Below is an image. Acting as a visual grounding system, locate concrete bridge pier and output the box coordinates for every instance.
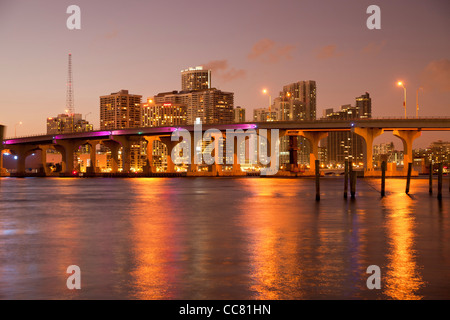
[232,139,242,174]
[189,134,198,173]
[88,141,100,173]
[297,131,328,175]
[289,135,299,172]
[40,146,52,176]
[53,140,80,176]
[102,140,120,173]
[1,149,10,176]
[393,129,422,172]
[144,136,160,174]
[353,127,384,173]
[110,135,132,173]
[160,136,177,173]
[211,132,224,176]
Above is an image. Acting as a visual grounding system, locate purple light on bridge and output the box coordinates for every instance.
[3,139,20,145]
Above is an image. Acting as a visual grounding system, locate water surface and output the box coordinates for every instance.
[0,177,448,299]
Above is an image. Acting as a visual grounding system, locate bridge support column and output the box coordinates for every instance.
[289,135,299,172]
[353,128,384,172]
[160,136,177,173]
[297,131,328,175]
[211,133,223,176]
[102,140,120,173]
[109,136,132,173]
[144,136,160,174]
[53,140,79,175]
[40,146,52,176]
[232,140,241,174]
[88,142,99,173]
[189,133,198,173]
[1,149,10,176]
[393,130,421,172]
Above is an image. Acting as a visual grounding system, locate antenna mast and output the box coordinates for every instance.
[66,53,74,114]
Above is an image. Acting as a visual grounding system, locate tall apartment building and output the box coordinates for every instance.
[281,80,316,120]
[100,90,142,130]
[181,66,211,91]
[356,92,371,119]
[322,93,372,166]
[47,113,93,134]
[99,90,143,171]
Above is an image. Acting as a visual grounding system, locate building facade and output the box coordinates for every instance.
[100,90,142,130]
[181,66,211,91]
[47,113,93,134]
[233,106,246,123]
[141,99,187,127]
[281,80,317,120]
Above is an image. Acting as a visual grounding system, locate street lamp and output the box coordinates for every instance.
[397,81,406,119]
[416,87,423,119]
[15,121,22,138]
[262,89,272,121]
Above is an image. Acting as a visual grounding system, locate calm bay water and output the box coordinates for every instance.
[0,176,449,300]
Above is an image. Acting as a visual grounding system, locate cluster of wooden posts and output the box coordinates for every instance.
[314,159,447,201]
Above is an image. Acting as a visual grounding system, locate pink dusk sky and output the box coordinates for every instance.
[1,0,449,148]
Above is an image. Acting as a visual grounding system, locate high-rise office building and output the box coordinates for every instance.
[181,66,211,91]
[100,90,142,130]
[47,113,93,134]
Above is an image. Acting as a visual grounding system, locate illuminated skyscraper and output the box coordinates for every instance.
[181,66,211,91]
[282,80,317,120]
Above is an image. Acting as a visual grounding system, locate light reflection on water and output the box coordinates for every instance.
[382,192,424,300]
[0,177,448,299]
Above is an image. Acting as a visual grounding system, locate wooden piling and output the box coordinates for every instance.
[438,163,443,200]
[350,171,357,198]
[315,160,320,201]
[381,161,386,197]
[344,160,349,198]
[405,163,412,194]
[429,163,433,194]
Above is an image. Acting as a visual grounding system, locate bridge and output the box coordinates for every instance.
[1,118,450,177]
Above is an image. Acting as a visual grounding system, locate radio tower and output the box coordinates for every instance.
[66,53,74,114]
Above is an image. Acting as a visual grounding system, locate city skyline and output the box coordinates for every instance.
[1,0,449,148]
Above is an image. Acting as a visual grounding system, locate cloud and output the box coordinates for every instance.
[248,38,295,63]
[420,59,450,93]
[102,30,119,40]
[315,44,342,60]
[203,60,246,83]
[361,40,387,55]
